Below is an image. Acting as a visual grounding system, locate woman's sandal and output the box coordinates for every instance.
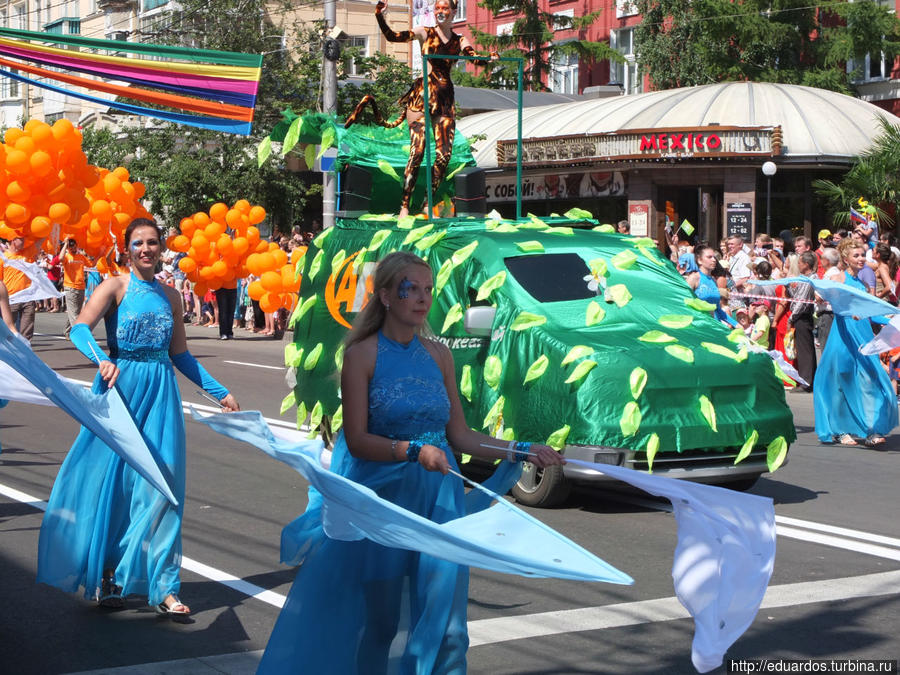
[156,594,191,621]
[97,573,125,609]
[864,434,886,448]
[837,434,858,446]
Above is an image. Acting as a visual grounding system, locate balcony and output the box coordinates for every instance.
[43,17,81,35]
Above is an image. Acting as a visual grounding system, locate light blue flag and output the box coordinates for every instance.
[0,321,178,506]
[754,276,898,318]
[190,407,633,584]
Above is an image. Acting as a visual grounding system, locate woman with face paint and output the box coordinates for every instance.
[37,218,240,620]
[257,251,563,673]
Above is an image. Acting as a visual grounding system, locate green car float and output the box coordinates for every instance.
[282,213,796,507]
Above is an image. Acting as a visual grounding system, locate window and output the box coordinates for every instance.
[339,35,368,77]
[3,69,20,99]
[505,254,596,303]
[454,0,467,22]
[496,22,514,36]
[849,52,890,82]
[143,0,169,10]
[551,50,578,94]
[12,3,26,30]
[610,28,642,95]
[616,0,637,18]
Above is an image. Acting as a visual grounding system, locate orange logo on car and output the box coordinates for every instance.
[325,249,374,328]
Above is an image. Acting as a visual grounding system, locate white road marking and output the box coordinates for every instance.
[776,514,900,548]
[223,360,285,370]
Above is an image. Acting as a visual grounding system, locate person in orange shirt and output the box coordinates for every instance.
[54,239,91,339]
[2,236,36,342]
[0,276,17,454]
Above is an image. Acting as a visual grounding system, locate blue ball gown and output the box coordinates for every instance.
[814,272,898,441]
[258,331,521,675]
[38,274,185,606]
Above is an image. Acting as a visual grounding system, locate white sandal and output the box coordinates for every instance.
[156,594,191,620]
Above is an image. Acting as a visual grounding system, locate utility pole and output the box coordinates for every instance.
[322,0,337,229]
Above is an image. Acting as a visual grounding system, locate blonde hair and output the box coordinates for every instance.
[837,237,864,264]
[343,251,432,349]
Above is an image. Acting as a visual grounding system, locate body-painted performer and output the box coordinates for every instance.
[37,219,240,619]
[345,0,496,217]
[257,251,562,673]
[814,238,897,447]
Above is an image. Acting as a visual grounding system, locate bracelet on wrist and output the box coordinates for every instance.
[406,440,422,463]
[390,438,400,461]
[514,441,531,463]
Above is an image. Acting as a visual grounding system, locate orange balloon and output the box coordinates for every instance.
[257,251,276,272]
[171,235,191,252]
[178,257,197,274]
[5,203,30,225]
[7,181,31,203]
[216,234,233,255]
[205,221,225,239]
[191,233,209,251]
[180,218,197,237]
[51,118,75,141]
[281,294,296,311]
[96,257,109,274]
[281,265,296,290]
[259,292,280,313]
[5,149,29,173]
[4,128,25,145]
[248,280,266,301]
[209,202,228,222]
[211,260,228,277]
[48,202,71,223]
[245,253,261,277]
[91,199,112,220]
[193,212,210,227]
[29,216,52,238]
[199,265,215,281]
[132,182,146,199]
[113,167,130,182]
[234,199,251,214]
[30,122,53,147]
[232,236,249,256]
[261,270,282,293]
[14,135,36,154]
[225,209,242,229]
[272,249,288,268]
[255,240,270,254]
[29,150,53,176]
[248,205,266,225]
[246,226,260,246]
[193,282,209,298]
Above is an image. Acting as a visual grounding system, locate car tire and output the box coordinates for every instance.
[511,463,571,508]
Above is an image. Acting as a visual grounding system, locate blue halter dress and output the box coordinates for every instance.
[258,331,521,674]
[38,274,186,606]
[813,272,898,441]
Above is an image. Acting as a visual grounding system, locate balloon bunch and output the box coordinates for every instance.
[245,237,301,313]
[67,167,152,272]
[0,119,100,258]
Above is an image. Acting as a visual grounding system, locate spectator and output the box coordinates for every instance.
[726,235,751,293]
[42,251,63,312]
[749,301,771,349]
[831,228,848,244]
[617,219,630,234]
[817,247,841,348]
[788,251,818,391]
[2,236,37,342]
[871,243,898,305]
[735,307,752,338]
[54,239,91,339]
[814,229,833,278]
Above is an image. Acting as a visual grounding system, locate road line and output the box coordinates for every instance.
[775,515,900,549]
[34,332,68,341]
[776,525,900,562]
[224,360,285,370]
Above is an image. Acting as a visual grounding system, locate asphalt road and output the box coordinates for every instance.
[1,312,898,675]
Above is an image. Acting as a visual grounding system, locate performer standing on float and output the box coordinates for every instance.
[345,0,496,217]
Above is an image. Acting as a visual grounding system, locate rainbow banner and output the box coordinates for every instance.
[0,27,261,135]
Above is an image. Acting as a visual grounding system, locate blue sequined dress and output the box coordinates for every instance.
[814,273,898,441]
[258,331,521,674]
[38,274,185,605]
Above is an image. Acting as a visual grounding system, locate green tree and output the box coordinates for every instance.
[464,0,619,91]
[634,0,900,93]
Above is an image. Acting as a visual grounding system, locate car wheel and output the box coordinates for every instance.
[511,463,571,507]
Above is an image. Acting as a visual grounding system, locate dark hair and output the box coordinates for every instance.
[799,251,817,270]
[124,218,162,246]
[755,260,772,279]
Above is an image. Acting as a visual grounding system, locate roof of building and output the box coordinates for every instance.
[457,81,900,168]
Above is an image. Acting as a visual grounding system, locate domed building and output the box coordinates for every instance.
[457,82,900,242]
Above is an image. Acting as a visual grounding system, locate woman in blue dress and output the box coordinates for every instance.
[814,239,897,446]
[258,251,563,674]
[688,245,737,326]
[37,219,239,618]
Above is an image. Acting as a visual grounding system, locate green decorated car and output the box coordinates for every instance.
[281,213,796,507]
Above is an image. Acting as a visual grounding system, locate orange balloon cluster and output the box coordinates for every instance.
[245,240,301,313]
[0,119,100,258]
[169,200,299,310]
[66,166,152,270]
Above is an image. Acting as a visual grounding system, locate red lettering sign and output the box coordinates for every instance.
[638,132,724,153]
[640,135,657,151]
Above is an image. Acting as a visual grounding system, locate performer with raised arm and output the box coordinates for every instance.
[37,218,239,619]
[345,0,496,217]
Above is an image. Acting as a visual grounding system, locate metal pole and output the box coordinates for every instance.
[766,175,772,234]
[322,0,337,228]
[516,60,523,221]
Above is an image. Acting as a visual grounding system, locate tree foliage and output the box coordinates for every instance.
[634,0,900,93]
[463,0,619,91]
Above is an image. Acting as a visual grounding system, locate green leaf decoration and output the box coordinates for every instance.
[595,224,616,233]
[684,297,717,313]
[611,249,638,270]
[664,344,695,363]
[527,214,548,228]
[396,214,416,229]
[565,359,597,385]
[658,314,694,329]
[482,395,505,430]
[368,229,392,251]
[282,116,303,156]
[460,453,472,464]
[735,429,759,465]
[646,433,660,473]
[516,240,544,253]
[257,136,272,168]
[767,436,788,472]
[510,311,547,331]
[772,359,796,386]
[377,159,403,183]
[564,207,593,219]
[460,364,473,401]
[304,143,316,171]
[484,219,501,230]
[446,163,466,181]
[351,248,368,274]
[484,355,503,389]
[605,284,632,307]
[296,401,308,428]
[451,241,479,266]
[476,271,507,301]
[288,293,316,328]
[312,227,333,248]
[585,301,606,326]
[701,341,742,361]
[442,303,464,333]
[545,226,574,235]
[307,401,323,439]
[334,343,345,371]
[501,427,516,441]
[630,237,655,248]
[630,367,648,399]
[317,125,335,159]
[280,391,296,414]
[284,343,304,368]
[726,328,746,343]
[638,246,667,267]
[588,257,608,277]
[546,424,571,450]
[493,223,520,233]
[517,218,549,230]
[303,343,324,371]
[561,345,594,366]
[331,404,344,432]
[698,394,717,432]
[307,249,324,282]
[736,347,749,363]
[523,354,550,385]
[620,401,642,437]
[330,249,347,276]
[415,229,447,251]
[402,224,434,246]
[638,330,677,343]
[435,259,454,295]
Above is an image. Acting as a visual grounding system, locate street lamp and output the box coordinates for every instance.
[762,161,777,234]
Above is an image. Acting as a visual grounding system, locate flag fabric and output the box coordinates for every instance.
[0,361,53,406]
[0,253,64,304]
[754,277,897,319]
[680,219,695,235]
[861,314,900,355]
[849,207,868,225]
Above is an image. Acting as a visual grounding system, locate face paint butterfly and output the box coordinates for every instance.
[398,277,413,300]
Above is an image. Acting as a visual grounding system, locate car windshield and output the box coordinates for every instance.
[504,253,597,303]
